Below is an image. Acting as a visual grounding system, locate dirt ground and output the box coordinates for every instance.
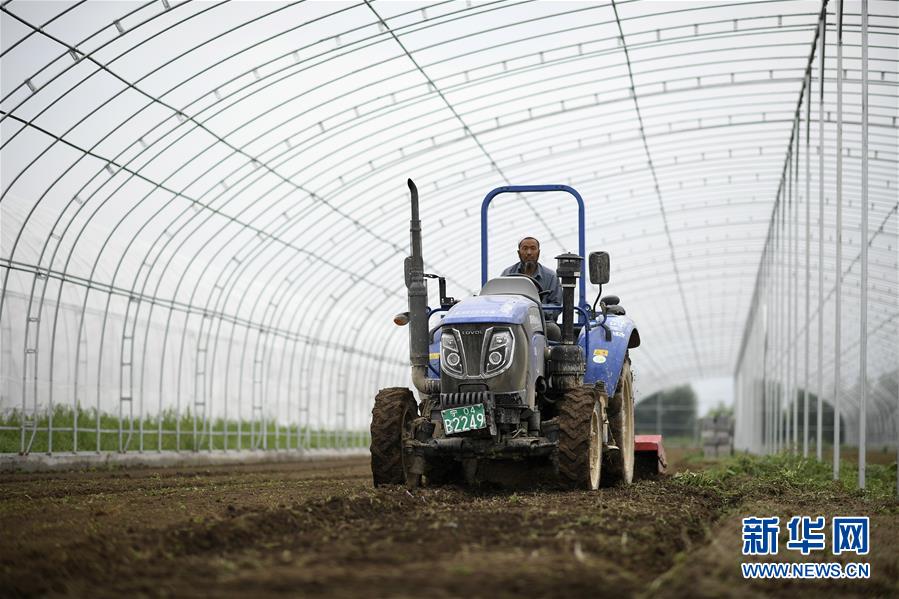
[1,450,896,598]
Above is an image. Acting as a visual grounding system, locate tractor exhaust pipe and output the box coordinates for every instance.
[555,253,583,345]
[548,253,585,390]
[560,276,576,344]
[405,179,438,395]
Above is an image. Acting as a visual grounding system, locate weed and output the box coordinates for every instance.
[673,452,897,502]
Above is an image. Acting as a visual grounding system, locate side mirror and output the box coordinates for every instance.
[588,251,610,284]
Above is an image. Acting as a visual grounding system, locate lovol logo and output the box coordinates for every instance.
[460,330,483,335]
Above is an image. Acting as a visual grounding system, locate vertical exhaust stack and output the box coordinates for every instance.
[555,253,584,345]
[549,253,585,390]
[404,179,438,395]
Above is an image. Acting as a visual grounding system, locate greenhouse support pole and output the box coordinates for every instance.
[791,141,797,452]
[767,249,774,454]
[804,68,811,459]
[858,0,868,490]
[765,248,772,454]
[774,195,779,453]
[789,141,795,453]
[816,11,826,463]
[793,120,800,453]
[833,0,843,480]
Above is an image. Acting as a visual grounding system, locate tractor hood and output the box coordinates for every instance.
[442,294,533,325]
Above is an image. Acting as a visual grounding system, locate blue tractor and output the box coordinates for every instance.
[370,181,655,490]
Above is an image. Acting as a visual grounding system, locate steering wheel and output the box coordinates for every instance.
[508,273,552,301]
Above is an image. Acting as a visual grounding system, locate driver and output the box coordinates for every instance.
[501,236,562,306]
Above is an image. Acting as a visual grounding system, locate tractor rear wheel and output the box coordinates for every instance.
[370,387,418,486]
[556,385,604,490]
[602,355,635,486]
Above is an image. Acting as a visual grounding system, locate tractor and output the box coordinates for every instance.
[371,181,665,489]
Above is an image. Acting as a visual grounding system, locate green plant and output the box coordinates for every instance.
[0,405,370,454]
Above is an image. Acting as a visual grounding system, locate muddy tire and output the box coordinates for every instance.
[370,387,418,486]
[556,386,604,490]
[602,356,635,486]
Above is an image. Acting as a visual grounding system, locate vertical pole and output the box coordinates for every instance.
[769,244,775,454]
[833,0,843,480]
[763,250,769,454]
[766,250,772,454]
[96,341,101,453]
[816,13,825,463]
[795,136,800,454]
[858,0,868,490]
[793,115,800,453]
[804,67,811,458]
[786,144,794,453]
[757,324,763,453]
[139,363,144,453]
[777,193,784,452]
[759,314,763,451]
[48,333,54,455]
[781,189,788,453]
[774,200,780,453]
[74,333,79,454]
[782,164,788,454]
[766,248,772,454]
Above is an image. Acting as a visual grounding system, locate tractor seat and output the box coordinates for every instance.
[602,294,626,315]
[480,276,540,305]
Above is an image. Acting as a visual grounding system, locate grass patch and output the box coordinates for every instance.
[674,452,898,502]
[0,405,370,454]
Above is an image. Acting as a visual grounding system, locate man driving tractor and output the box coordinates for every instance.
[500,236,562,306]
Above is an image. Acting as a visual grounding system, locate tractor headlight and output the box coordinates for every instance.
[483,328,513,376]
[440,330,464,376]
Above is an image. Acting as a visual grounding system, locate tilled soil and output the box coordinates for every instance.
[1,453,896,598]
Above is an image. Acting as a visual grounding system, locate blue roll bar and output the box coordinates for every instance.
[480,185,587,310]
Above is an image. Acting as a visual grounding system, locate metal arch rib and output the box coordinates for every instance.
[362,0,564,249]
[610,0,704,376]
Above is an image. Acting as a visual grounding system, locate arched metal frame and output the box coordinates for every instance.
[0,0,896,488]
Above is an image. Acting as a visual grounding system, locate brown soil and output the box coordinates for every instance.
[0,453,896,598]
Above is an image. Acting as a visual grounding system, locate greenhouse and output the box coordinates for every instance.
[1,0,896,478]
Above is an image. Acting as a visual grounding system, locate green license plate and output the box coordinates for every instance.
[441,404,487,435]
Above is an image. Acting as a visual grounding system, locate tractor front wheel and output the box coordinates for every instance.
[370,387,418,486]
[557,386,604,490]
